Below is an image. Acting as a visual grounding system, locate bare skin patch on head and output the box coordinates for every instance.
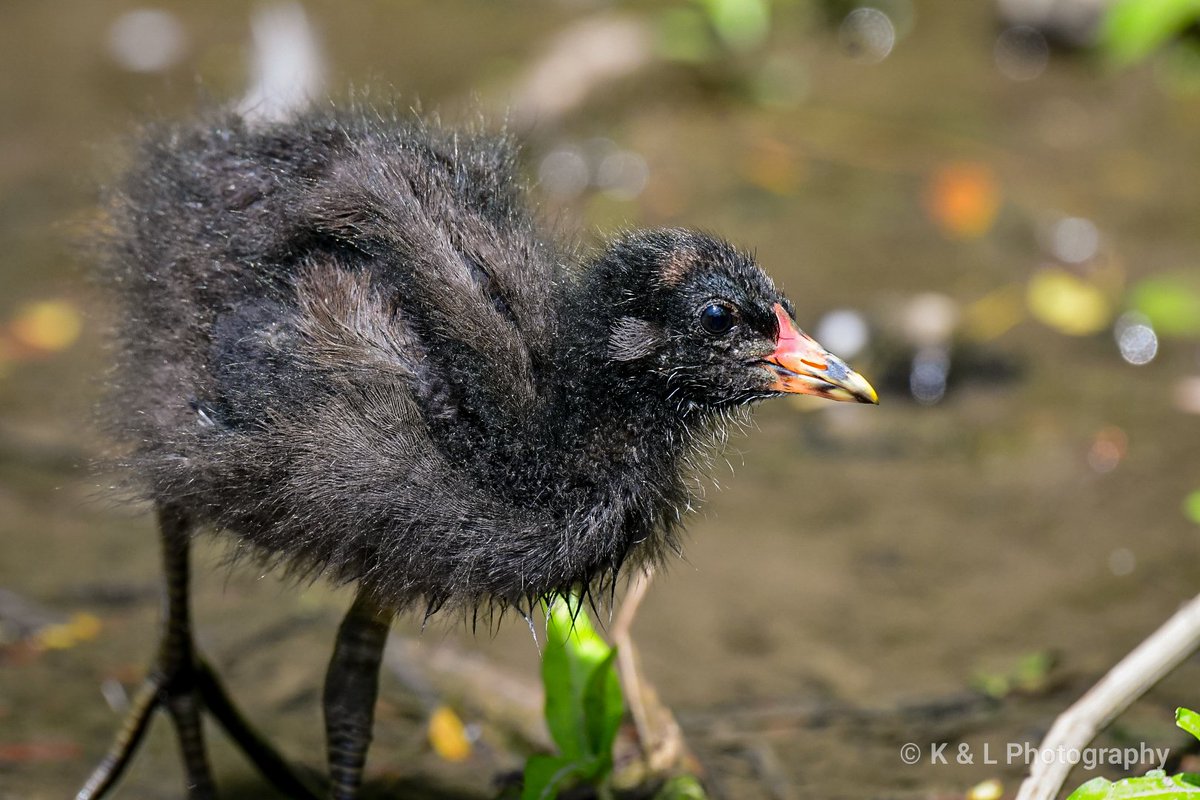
[657,246,699,288]
[609,316,662,361]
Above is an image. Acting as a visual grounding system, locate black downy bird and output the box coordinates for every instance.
[78,108,877,800]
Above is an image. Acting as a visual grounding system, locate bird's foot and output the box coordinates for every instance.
[76,653,215,800]
[76,653,320,800]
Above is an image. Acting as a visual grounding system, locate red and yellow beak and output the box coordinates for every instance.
[763,304,878,404]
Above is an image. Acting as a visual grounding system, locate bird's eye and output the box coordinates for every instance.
[699,303,736,335]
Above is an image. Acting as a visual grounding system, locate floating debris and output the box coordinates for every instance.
[595,149,649,201]
[902,292,960,347]
[538,139,648,203]
[0,586,101,662]
[100,678,130,714]
[751,53,810,109]
[997,0,1105,48]
[994,25,1050,81]
[925,163,1001,239]
[964,284,1025,341]
[1049,216,1101,264]
[1027,268,1110,335]
[910,345,950,405]
[740,137,802,195]
[815,309,870,360]
[1108,319,1156,369]
[1175,377,1200,415]
[1088,426,1127,473]
[1108,547,1136,577]
[0,588,65,646]
[839,7,896,65]
[539,147,591,200]
[865,290,1023,405]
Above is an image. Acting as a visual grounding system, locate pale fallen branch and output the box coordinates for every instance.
[611,569,693,781]
[1015,593,1200,800]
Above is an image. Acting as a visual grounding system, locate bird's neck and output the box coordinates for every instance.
[541,289,715,498]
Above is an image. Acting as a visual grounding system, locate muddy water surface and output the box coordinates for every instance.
[3,2,1200,799]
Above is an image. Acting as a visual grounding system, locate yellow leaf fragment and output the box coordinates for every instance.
[428,706,471,762]
[36,613,103,650]
[967,777,1004,800]
[1027,268,1111,335]
[964,283,1025,341]
[11,300,83,353]
[925,162,1000,239]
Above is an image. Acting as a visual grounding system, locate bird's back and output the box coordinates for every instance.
[101,109,605,610]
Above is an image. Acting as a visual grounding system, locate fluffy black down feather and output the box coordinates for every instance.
[100,108,744,614]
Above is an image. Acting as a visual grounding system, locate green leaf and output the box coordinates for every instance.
[546,595,610,664]
[1067,776,1116,800]
[1178,708,1200,742]
[1130,275,1200,337]
[701,0,771,51]
[1067,770,1200,799]
[582,648,623,762]
[521,755,586,800]
[1066,710,1200,799]
[1183,491,1200,526]
[653,775,710,799]
[657,8,717,63]
[541,596,615,761]
[1102,0,1200,65]
[542,601,590,760]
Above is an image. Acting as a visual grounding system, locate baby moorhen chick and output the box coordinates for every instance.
[79,109,877,800]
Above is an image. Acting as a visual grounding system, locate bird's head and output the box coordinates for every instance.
[584,229,878,412]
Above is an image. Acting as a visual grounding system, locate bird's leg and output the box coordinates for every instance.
[79,506,319,800]
[77,505,215,800]
[158,509,218,798]
[323,589,395,800]
[196,660,322,799]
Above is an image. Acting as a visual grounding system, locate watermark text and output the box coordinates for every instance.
[899,742,1168,772]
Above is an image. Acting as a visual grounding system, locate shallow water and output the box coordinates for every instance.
[3,2,1200,799]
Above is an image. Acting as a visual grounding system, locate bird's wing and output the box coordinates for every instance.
[298,114,563,420]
